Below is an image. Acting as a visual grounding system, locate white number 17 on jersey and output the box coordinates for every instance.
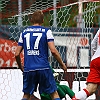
[24,33,42,50]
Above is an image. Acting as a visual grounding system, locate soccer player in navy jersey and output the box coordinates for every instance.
[15,10,67,100]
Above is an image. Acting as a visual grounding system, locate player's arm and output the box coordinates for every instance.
[15,32,24,72]
[48,41,67,72]
[47,29,67,72]
[15,46,23,72]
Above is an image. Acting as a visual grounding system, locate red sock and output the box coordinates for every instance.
[72,89,90,100]
[72,96,79,100]
[83,89,90,97]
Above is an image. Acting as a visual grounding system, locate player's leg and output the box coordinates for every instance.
[22,72,30,100]
[22,72,37,100]
[40,93,51,100]
[72,83,98,100]
[40,83,75,100]
[56,84,66,99]
[38,69,61,100]
[50,91,60,100]
[86,83,98,95]
[72,58,100,100]
[21,93,30,100]
[58,84,75,98]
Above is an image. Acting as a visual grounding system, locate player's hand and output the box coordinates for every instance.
[61,63,67,73]
[18,65,24,72]
[21,66,24,72]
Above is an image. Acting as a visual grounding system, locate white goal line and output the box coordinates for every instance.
[54,69,90,72]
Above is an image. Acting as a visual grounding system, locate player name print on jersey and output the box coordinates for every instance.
[27,50,39,55]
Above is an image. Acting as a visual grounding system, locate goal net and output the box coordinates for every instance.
[0,0,100,100]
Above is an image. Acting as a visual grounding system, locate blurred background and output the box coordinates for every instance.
[0,0,100,100]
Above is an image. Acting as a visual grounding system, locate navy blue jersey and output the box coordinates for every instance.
[18,26,54,71]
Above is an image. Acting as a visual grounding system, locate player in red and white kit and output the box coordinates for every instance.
[72,28,100,100]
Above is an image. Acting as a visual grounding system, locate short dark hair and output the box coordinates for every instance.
[30,10,44,25]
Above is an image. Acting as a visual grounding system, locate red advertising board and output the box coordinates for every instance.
[0,39,24,67]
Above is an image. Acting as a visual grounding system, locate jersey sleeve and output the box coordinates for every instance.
[91,28,100,52]
[46,29,54,42]
[18,32,23,46]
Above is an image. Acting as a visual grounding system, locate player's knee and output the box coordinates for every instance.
[86,83,98,95]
